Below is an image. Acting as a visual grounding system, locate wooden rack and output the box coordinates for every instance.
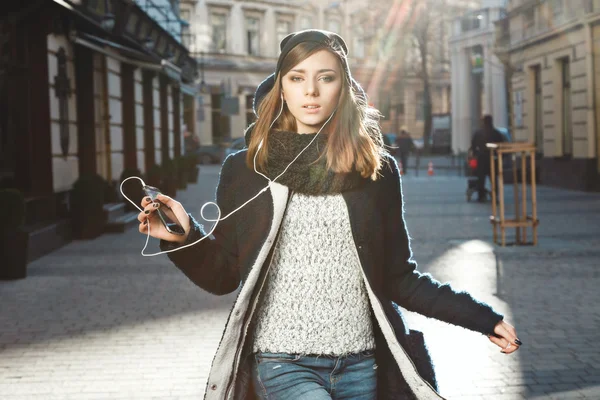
[487,142,540,246]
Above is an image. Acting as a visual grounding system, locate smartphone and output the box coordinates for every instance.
[142,185,186,236]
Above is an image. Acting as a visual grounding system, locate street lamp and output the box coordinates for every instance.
[100,0,115,30]
[100,13,115,30]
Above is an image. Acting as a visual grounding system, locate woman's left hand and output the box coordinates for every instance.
[488,320,522,354]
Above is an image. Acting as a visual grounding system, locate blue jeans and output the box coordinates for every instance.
[252,351,377,400]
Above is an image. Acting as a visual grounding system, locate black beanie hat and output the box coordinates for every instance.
[253,29,365,117]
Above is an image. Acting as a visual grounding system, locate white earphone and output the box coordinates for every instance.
[121,92,337,257]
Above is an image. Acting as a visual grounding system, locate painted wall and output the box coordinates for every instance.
[509,28,591,158]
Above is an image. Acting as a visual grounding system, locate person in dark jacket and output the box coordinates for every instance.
[471,115,506,202]
[136,30,521,400]
[395,126,415,174]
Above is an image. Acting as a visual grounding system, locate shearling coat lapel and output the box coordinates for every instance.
[204,182,289,400]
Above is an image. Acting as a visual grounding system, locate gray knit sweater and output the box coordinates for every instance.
[252,193,375,356]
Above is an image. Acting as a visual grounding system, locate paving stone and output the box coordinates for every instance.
[1,167,599,399]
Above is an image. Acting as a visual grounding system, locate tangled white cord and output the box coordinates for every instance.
[120,98,337,257]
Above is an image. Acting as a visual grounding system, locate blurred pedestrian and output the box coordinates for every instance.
[138,30,521,400]
[395,126,415,173]
[471,115,506,202]
[183,125,200,155]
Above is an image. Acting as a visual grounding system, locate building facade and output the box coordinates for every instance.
[179,0,389,145]
[0,0,196,259]
[450,0,509,154]
[179,0,459,145]
[495,0,600,191]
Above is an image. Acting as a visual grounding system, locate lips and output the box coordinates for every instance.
[302,104,321,114]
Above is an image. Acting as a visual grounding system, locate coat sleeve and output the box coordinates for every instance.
[382,156,503,335]
[159,155,240,295]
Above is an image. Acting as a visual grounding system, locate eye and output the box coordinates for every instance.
[319,75,335,82]
[290,76,303,82]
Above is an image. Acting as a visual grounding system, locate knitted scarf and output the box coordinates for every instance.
[262,130,365,195]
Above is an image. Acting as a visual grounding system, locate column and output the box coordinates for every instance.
[142,70,155,171]
[265,9,277,57]
[172,86,181,159]
[75,45,96,175]
[121,63,137,171]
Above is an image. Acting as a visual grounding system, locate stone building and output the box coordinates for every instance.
[495,0,600,191]
[450,0,509,154]
[0,0,196,259]
[180,0,485,147]
[179,0,388,145]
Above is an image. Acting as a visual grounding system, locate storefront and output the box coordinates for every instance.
[0,0,196,260]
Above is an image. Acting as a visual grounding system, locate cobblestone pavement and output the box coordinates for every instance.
[1,166,599,400]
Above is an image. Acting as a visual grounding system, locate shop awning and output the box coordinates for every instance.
[74,33,185,85]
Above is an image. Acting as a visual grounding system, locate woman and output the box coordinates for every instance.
[137,30,520,400]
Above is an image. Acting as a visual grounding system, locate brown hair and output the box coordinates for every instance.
[246,41,387,180]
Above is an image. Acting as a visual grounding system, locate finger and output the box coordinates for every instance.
[156,194,190,232]
[144,202,161,213]
[488,334,508,349]
[489,334,520,354]
[137,210,150,223]
[137,203,160,222]
[156,193,179,208]
[502,340,519,354]
[138,218,149,233]
[497,323,520,346]
[140,196,153,208]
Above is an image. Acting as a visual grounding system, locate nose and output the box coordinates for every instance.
[305,79,318,97]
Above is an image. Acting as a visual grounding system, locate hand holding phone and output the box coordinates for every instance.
[138,186,189,242]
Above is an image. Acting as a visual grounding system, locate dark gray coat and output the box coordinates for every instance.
[161,151,503,400]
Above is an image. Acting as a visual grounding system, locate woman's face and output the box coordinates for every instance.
[281,49,343,134]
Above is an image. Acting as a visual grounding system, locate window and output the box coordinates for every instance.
[460,13,481,33]
[416,91,424,121]
[379,91,391,120]
[327,19,341,34]
[561,58,572,156]
[87,0,113,15]
[533,66,543,151]
[211,94,230,144]
[396,103,405,115]
[125,12,139,35]
[246,16,260,56]
[354,26,365,59]
[210,12,227,53]
[180,9,192,48]
[276,20,292,49]
[246,94,256,127]
[299,16,311,30]
[550,0,563,17]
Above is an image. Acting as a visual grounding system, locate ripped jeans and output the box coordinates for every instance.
[251,351,377,400]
